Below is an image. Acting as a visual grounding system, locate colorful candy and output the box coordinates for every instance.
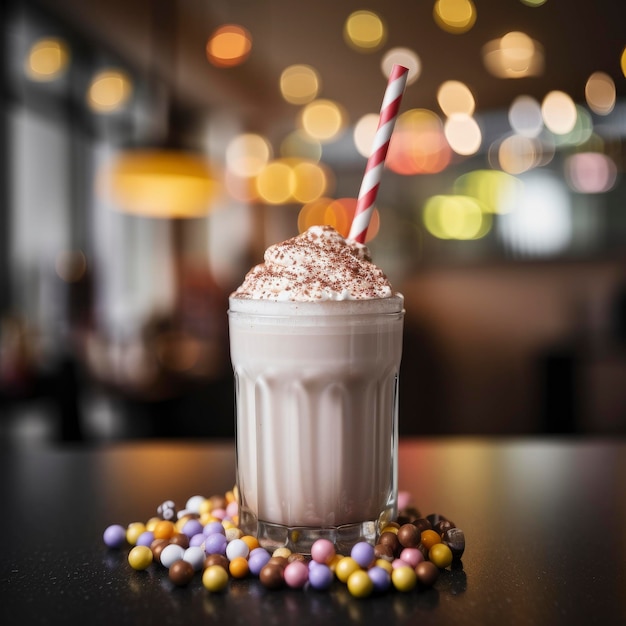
[104,492,465,600]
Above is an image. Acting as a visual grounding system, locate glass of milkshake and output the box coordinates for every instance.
[228,225,404,553]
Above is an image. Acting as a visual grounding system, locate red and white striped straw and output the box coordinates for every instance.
[348,64,409,243]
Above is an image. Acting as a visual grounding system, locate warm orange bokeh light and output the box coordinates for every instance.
[298,197,380,242]
[206,24,252,67]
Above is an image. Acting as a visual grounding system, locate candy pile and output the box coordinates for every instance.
[103,490,465,598]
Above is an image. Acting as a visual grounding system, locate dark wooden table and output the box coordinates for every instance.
[1,437,625,625]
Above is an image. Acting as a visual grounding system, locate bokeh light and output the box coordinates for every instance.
[353,114,379,158]
[255,160,295,204]
[483,31,544,78]
[520,0,547,6]
[565,152,618,194]
[102,150,219,218]
[552,105,593,147]
[299,99,347,142]
[344,10,386,51]
[444,113,482,155]
[224,169,260,203]
[87,69,133,113]
[497,171,572,257]
[585,71,616,115]
[291,161,329,203]
[55,250,87,283]
[298,197,380,241]
[508,95,543,137]
[225,133,272,177]
[280,64,320,105]
[422,195,489,240]
[453,169,522,214]
[25,37,70,81]
[387,109,451,175]
[280,130,322,162]
[437,80,475,116]
[381,48,421,85]
[206,24,252,67]
[433,0,477,34]
[496,134,540,174]
[621,46,626,78]
[541,90,577,135]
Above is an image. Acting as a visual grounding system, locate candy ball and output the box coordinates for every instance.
[415,560,439,587]
[203,565,229,592]
[103,524,127,549]
[157,500,178,521]
[429,543,453,569]
[335,557,360,583]
[226,538,250,561]
[284,560,309,589]
[351,542,375,568]
[308,563,333,590]
[311,539,335,564]
[185,495,206,514]
[182,518,204,539]
[443,527,466,560]
[229,556,250,579]
[399,547,424,568]
[391,565,417,592]
[420,529,441,550]
[248,549,271,576]
[160,543,185,569]
[128,545,153,570]
[153,520,176,541]
[126,522,146,546]
[368,565,392,593]
[347,570,374,598]
[203,521,225,536]
[204,533,228,556]
[183,546,206,571]
[169,559,194,586]
[259,563,284,589]
[136,530,155,547]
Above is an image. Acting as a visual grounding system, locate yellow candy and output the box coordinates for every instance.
[347,570,373,598]
[328,553,343,572]
[375,558,393,574]
[126,522,146,546]
[429,543,453,569]
[380,525,399,535]
[145,517,161,532]
[128,545,153,570]
[335,556,360,583]
[241,535,260,551]
[273,547,292,559]
[202,565,229,592]
[391,565,417,592]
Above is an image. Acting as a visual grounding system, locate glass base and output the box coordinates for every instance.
[239,507,396,554]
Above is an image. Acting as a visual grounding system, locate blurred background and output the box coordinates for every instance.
[1,0,626,445]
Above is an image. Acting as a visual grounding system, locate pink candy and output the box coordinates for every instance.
[310,539,336,565]
[284,561,309,589]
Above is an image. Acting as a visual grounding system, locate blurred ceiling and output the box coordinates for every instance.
[34,0,626,134]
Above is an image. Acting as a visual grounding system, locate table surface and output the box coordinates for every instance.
[1,437,625,625]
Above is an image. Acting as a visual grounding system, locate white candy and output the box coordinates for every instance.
[183,546,206,571]
[185,495,207,514]
[160,543,185,569]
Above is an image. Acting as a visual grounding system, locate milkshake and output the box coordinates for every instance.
[229,225,404,552]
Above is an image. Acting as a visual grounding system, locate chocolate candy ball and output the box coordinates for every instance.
[415,560,439,587]
[397,523,420,548]
[374,543,394,562]
[169,559,195,586]
[379,531,400,555]
[443,527,466,560]
[412,518,433,534]
[259,563,284,589]
[204,554,229,570]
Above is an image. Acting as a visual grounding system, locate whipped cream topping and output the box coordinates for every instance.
[231,225,393,301]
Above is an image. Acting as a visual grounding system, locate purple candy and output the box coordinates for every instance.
[103,524,126,548]
[189,533,206,547]
[182,519,204,538]
[135,530,155,547]
[368,565,391,592]
[248,549,271,575]
[351,541,375,568]
[308,563,334,590]
[203,521,225,537]
[204,533,228,555]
